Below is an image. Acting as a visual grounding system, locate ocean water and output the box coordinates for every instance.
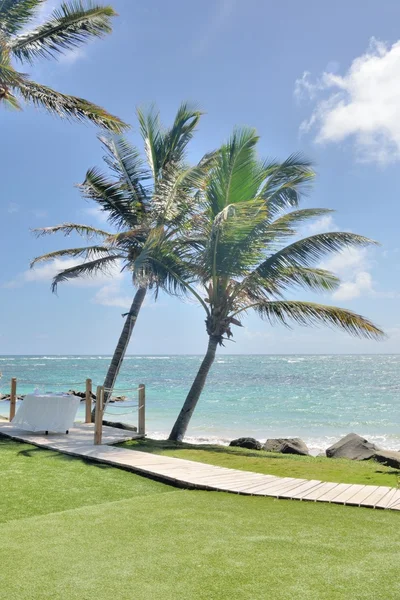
[0,354,399,453]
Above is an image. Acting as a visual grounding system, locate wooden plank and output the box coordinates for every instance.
[329,484,367,505]
[360,486,393,508]
[9,378,17,421]
[386,490,400,510]
[345,485,380,506]
[316,483,355,503]
[138,384,145,435]
[239,476,298,494]
[374,487,399,509]
[299,481,341,501]
[85,379,92,424]
[223,476,280,492]
[250,478,308,497]
[286,479,323,499]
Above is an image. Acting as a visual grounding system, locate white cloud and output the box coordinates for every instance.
[82,206,109,224]
[296,38,400,164]
[4,258,123,289]
[58,47,86,65]
[321,247,374,301]
[93,283,132,309]
[333,271,373,301]
[305,214,339,235]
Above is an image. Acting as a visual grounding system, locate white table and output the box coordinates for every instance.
[11,394,81,434]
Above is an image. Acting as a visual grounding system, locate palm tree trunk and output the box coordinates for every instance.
[91,286,147,420]
[168,335,219,442]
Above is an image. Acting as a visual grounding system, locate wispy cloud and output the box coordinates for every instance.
[30,208,48,219]
[92,283,132,309]
[193,0,237,57]
[7,202,20,214]
[58,47,87,66]
[82,206,109,224]
[295,38,400,164]
[4,258,123,290]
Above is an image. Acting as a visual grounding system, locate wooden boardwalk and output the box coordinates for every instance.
[1,422,399,511]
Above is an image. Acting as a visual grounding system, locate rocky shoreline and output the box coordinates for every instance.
[229,433,400,469]
[0,390,127,403]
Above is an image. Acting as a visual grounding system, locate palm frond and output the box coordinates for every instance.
[271,266,340,293]
[260,153,315,217]
[255,232,377,277]
[98,135,149,209]
[10,1,116,63]
[206,127,263,216]
[162,101,202,166]
[51,253,123,292]
[32,222,111,238]
[30,245,116,267]
[152,161,210,228]
[254,300,385,340]
[137,104,164,181]
[0,0,43,36]
[82,167,143,229]
[15,78,127,132]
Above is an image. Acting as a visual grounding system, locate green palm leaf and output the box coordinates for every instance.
[10,1,116,62]
[50,254,123,292]
[255,232,377,277]
[30,245,117,267]
[15,78,125,131]
[32,223,111,238]
[260,153,315,217]
[0,0,43,36]
[82,167,144,229]
[254,300,384,340]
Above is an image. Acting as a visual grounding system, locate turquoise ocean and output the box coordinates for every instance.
[0,354,399,453]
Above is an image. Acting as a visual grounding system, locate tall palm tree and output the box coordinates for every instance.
[0,0,125,131]
[32,103,210,405]
[167,128,384,441]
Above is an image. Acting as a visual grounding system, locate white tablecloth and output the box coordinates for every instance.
[12,394,81,433]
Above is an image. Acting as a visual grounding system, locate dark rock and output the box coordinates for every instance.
[102,420,137,432]
[325,433,379,460]
[68,390,96,401]
[264,438,309,456]
[373,450,400,469]
[229,437,262,450]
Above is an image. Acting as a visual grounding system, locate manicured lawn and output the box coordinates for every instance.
[1,437,400,600]
[119,438,400,488]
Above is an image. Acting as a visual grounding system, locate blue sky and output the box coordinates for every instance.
[2,0,400,355]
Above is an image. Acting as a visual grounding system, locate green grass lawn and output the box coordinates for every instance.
[1,436,400,600]
[118,438,400,488]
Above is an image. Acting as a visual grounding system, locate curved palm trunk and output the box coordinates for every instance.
[91,286,147,420]
[168,335,219,442]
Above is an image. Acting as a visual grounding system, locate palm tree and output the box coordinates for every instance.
[0,0,125,131]
[167,128,384,441]
[31,103,210,406]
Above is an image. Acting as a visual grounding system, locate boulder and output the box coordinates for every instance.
[229,437,262,450]
[102,420,137,432]
[373,450,400,470]
[264,438,309,456]
[325,433,379,460]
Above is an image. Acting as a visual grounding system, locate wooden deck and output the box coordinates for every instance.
[1,422,399,511]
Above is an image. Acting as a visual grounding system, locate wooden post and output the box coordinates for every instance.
[138,383,145,436]
[94,385,104,445]
[85,378,92,424]
[9,377,17,422]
